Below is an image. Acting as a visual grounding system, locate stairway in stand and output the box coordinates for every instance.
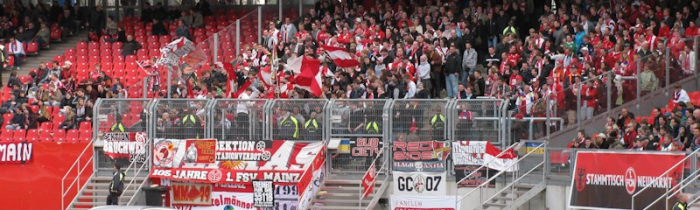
[4,31,88,85]
[310,174,388,210]
[65,167,149,210]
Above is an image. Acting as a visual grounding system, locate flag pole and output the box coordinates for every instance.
[272,48,280,98]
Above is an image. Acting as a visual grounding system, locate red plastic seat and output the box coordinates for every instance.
[13,129,25,142]
[53,55,64,63]
[26,42,39,55]
[88,42,99,51]
[66,129,80,142]
[0,129,13,142]
[76,41,87,50]
[50,29,62,41]
[53,129,66,142]
[38,129,52,141]
[79,129,92,142]
[3,113,12,125]
[79,121,92,130]
[25,129,39,142]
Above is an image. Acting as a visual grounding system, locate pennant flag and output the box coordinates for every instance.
[279,83,294,98]
[322,45,360,68]
[222,62,237,84]
[483,143,519,172]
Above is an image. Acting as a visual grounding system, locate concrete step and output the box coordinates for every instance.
[313,198,371,204]
[483,202,507,208]
[72,201,105,206]
[8,31,87,85]
[82,189,138,194]
[324,179,384,186]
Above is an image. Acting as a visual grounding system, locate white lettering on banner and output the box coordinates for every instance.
[173,192,257,210]
[153,169,172,176]
[212,193,255,209]
[103,132,130,141]
[173,170,209,180]
[217,141,258,151]
[0,143,33,162]
[216,152,266,161]
[103,141,145,156]
[585,173,674,188]
[263,172,300,182]
[214,183,247,189]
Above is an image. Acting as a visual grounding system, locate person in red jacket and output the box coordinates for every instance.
[580,80,597,121]
[623,122,638,149]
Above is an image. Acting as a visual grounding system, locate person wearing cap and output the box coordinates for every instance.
[278,109,299,140]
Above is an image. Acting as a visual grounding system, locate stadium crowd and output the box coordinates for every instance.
[2,0,700,143]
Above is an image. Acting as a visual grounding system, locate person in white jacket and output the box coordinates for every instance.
[417,54,432,92]
[462,42,477,85]
[280,17,297,44]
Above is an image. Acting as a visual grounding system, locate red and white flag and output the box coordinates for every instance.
[286,55,303,75]
[258,65,274,86]
[292,57,323,97]
[483,143,519,172]
[322,45,360,68]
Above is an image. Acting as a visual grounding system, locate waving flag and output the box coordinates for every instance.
[322,45,360,68]
[258,65,274,87]
[482,143,519,172]
[292,57,323,97]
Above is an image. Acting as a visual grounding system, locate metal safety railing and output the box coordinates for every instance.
[457,142,546,209]
[448,99,507,145]
[632,147,700,210]
[358,146,385,209]
[61,140,95,210]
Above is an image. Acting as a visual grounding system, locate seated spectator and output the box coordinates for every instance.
[105,16,118,36]
[35,23,50,47]
[36,100,51,123]
[58,106,76,130]
[6,70,21,88]
[189,8,204,29]
[5,107,25,130]
[151,18,168,35]
[121,35,141,57]
[75,98,88,122]
[175,20,190,40]
[6,37,25,68]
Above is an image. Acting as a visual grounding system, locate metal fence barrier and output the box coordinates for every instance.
[93,99,153,169]
[209,99,269,141]
[326,99,392,173]
[268,99,328,141]
[449,99,506,145]
[391,99,451,141]
[152,99,212,139]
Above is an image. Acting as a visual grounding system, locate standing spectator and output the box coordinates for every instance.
[151,18,167,35]
[87,6,106,36]
[462,42,477,84]
[445,45,460,98]
[580,80,597,121]
[640,66,659,95]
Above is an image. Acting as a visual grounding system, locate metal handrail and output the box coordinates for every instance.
[359,146,385,208]
[455,143,519,185]
[123,137,154,205]
[458,142,546,204]
[482,160,545,207]
[365,157,389,210]
[61,140,95,210]
[661,167,700,209]
[631,148,700,209]
[635,149,700,209]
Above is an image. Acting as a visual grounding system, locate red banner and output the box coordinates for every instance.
[362,163,376,198]
[171,182,213,206]
[0,141,92,210]
[0,142,33,163]
[185,139,216,164]
[570,151,685,209]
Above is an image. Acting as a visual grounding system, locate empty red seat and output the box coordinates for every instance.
[38,129,52,141]
[88,42,99,51]
[0,129,13,142]
[53,129,66,141]
[79,121,92,130]
[3,113,12,125]
[13,129,25,141]
[25,129,39,142]
[79,129,92,142]
[53,55,64,63]
[50,29,62,41]
[76,41,87,49]
[26,42,39,55]
[66,129,80,143]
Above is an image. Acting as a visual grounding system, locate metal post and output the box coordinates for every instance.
[299,0,303,17]
[637,59,642,108]
[213,33,219,64]
[528,119,534,140]
[167,66,172,98]
[142,78,147,98]
[236,19,241,56]
[258,7,262,44]
[546,101,551,139]
[278,0,282,22]
[665,46,670,95]
[576,82,581,125]
[607,71,612,113]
